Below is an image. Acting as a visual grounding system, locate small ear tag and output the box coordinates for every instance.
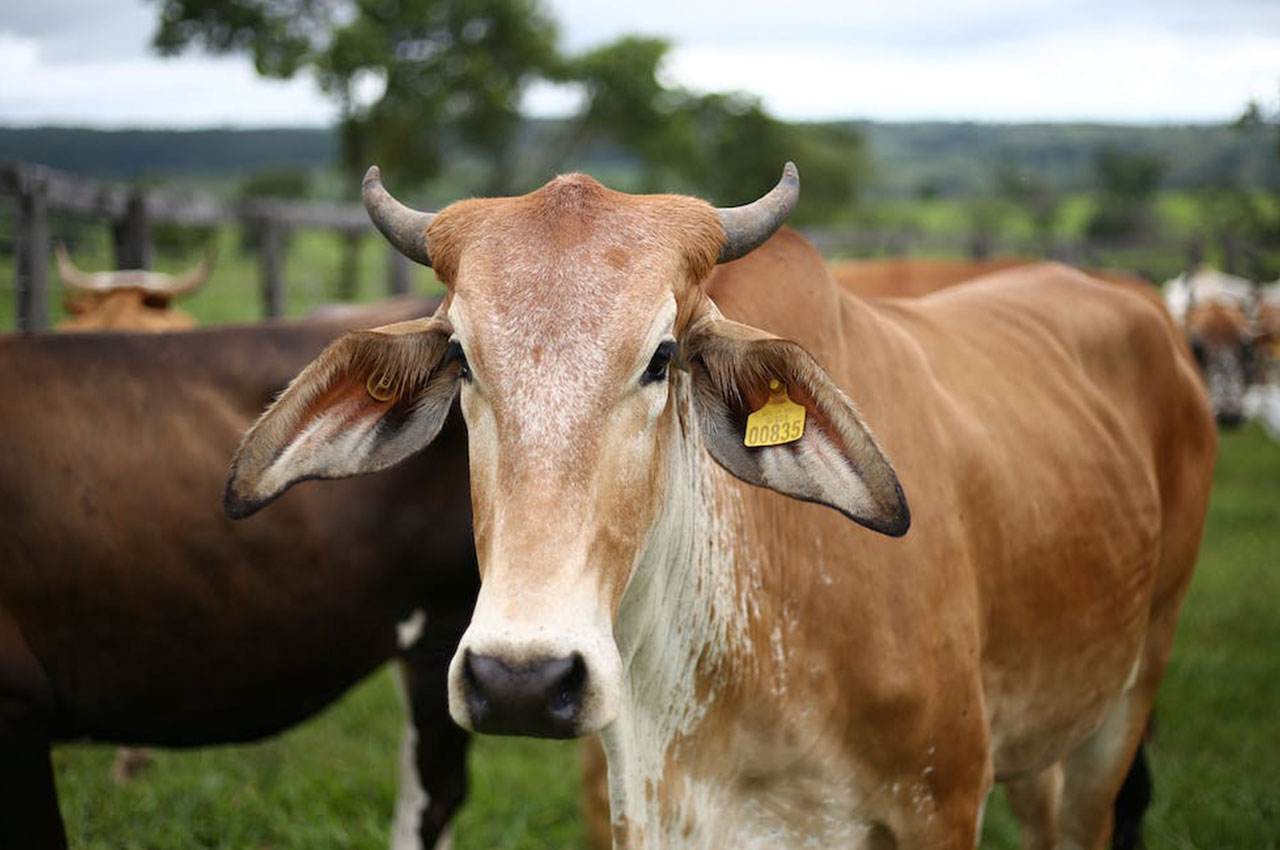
[744,379,806,447]
[365,372,399,402]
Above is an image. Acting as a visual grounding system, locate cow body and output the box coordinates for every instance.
[227,171,1215,849]
[0,301,475,849]
[826,256,1031,298]
[646,239,1212,848]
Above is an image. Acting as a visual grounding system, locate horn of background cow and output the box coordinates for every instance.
[160,247,217,296]
[55,242,102,291]
[362,166,435,268]
[716,162,800,264]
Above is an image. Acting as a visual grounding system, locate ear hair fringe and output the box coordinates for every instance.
[228,319,453,484]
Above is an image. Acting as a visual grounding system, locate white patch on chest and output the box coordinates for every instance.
[397,609,427,650]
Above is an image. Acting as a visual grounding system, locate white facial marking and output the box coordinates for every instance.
[445,292,680,736]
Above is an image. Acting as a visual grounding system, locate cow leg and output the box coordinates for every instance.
[391,618,471,850]
[0,609,65,849]
[580,736,612,850]
[1057,691,1150,850]
[1002,764,1063,850]
[0,730,65,850]
[1109,741,1151,850]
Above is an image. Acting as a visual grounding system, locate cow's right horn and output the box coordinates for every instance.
[55,242,101,291]
[362,166,435,268]
[715,162,800,264]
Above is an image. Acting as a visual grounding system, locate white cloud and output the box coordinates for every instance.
[0,0,1278,126]
[665,27,1280,122]
[0,52,336,128]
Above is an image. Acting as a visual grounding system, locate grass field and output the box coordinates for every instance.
[49,422,1280,849]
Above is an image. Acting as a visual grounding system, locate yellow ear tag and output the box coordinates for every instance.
[744,379,806,447]
[365,372,398,402]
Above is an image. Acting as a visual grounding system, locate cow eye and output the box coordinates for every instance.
[643,340,676,385]
[446,340,471,382]
[1188,337,1207,367]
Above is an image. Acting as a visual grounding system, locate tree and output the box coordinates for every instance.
[1086,146,1165,241]
[151,0,558,194]
[550,37,865,220]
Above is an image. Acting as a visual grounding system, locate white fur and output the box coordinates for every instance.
[397,609,427,651]
[391,668,434,850]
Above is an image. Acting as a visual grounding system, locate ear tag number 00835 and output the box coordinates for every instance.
[744,379,806,447]
[366,372,399,402]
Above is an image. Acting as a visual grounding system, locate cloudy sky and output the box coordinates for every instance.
[1,0,1278,127]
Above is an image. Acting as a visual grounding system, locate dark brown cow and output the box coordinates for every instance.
[0,299,475,850]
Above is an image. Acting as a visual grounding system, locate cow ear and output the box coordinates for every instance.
[682,317,910,536]
[224,316,460,519]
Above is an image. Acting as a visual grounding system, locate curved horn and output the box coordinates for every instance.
[55,242,103,292]
[716,162,800,264]
[159,246,216,297]
[362,166,435,267]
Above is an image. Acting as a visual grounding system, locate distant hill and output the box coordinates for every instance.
[851,121,1280,197]
[2,121,1275,198]
[0,127,334,180]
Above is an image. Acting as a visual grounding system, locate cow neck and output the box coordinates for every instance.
[603,371,755,847]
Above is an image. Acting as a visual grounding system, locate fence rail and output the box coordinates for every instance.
[0,159,410,332]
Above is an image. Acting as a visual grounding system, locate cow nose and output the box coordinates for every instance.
[461,650,586,738]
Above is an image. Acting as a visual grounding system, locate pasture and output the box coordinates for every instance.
[49,422,1279,849]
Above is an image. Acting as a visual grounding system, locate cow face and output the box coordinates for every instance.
[224,165,907,741]
[1185,300,1253,428]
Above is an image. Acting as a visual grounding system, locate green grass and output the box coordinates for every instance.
[50,423,1280,848]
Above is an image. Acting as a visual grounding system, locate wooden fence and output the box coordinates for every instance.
[0,159,412,332]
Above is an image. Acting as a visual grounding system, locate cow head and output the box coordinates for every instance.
[225,165,907,739]
[1185,299,1254,428]
[55,242,211,332]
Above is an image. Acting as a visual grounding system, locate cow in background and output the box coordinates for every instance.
[826,256,1031,298]
[1162,266,1257,427]
[54,242,212,332]
[0,299,475,850]
[1244,281,1280,439]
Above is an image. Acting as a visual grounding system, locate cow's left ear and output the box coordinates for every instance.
[224,316,459,519]
[682,316,910,536]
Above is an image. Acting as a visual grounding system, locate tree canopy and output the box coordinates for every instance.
[146,0,865,218]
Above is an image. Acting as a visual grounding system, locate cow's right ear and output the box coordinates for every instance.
[224,316,459,518]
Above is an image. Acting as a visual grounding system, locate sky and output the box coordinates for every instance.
[1,0,1278,127]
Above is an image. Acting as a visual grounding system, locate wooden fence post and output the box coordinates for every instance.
[260,221,284,319]
[337,231,361,300]
[113,190,153,270]
[15,168,50,332]
[388,246,411,295]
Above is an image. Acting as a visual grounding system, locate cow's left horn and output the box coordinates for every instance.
[362,166,435,268]
[716,162,800,264]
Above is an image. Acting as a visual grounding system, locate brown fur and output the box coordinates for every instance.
[0,300,478,848]
[229,172,1215,850]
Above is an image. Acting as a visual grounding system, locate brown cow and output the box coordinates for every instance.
[227,165,1215,849]
[826,256,1032,298]
[0,299,476,850]
[1162,267,1257,427]
[55,242,211,332]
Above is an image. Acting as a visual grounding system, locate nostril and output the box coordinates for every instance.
[462,649,491,717]
[549,652,587,721]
